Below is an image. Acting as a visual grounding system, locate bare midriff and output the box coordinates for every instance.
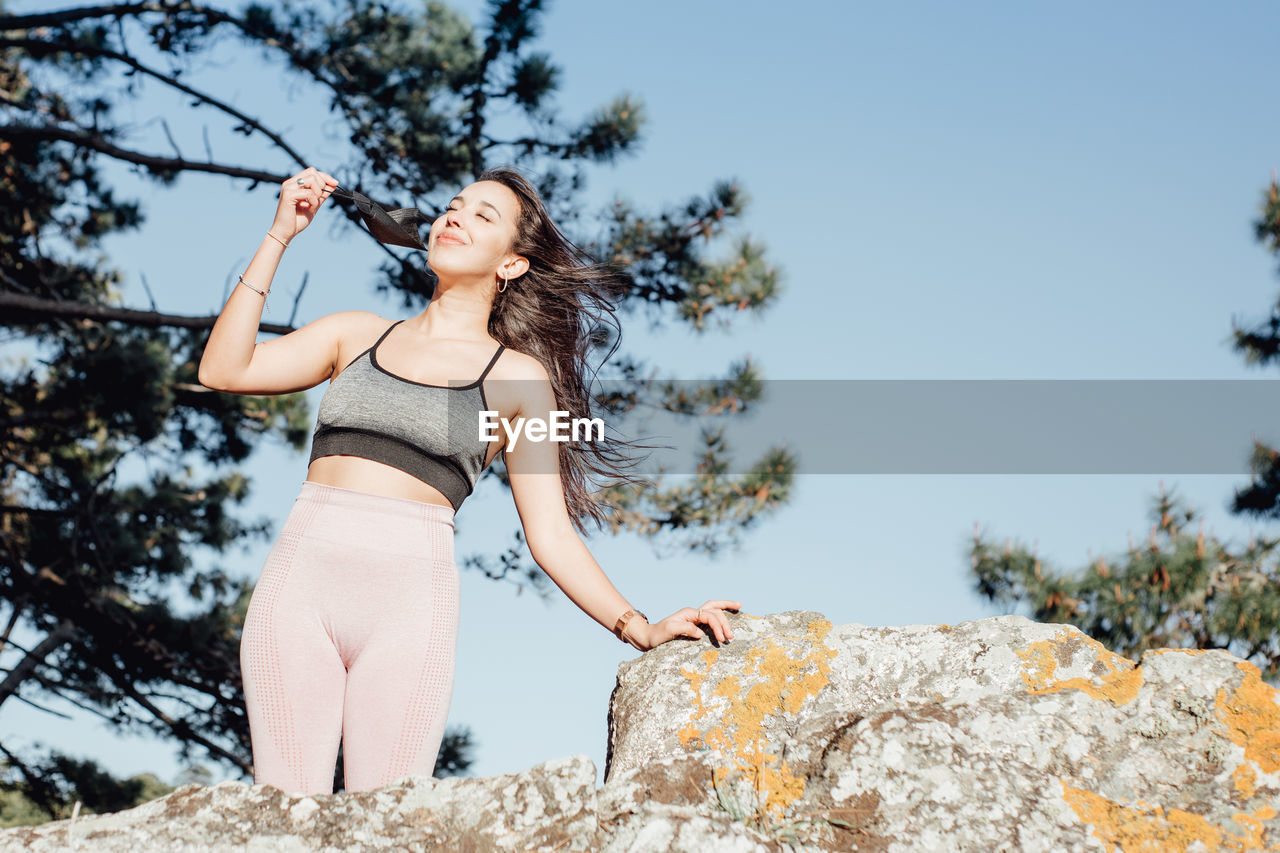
[305,456,458,509]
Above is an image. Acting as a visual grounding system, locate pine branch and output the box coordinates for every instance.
[0,740,63,818]
[480,133,571,157]
[0,2,392,170]
[0,601,24,656]
[0,2,171,30]
[0,617,75,708]
[0,292,297,335]
[0,36,310,170]
[8,688,75,720]
[0,123,284,184]
[112,667,249,773]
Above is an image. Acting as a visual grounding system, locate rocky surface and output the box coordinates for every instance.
[4,611,1278,851]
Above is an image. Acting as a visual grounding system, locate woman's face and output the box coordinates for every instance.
[426,180,523,283]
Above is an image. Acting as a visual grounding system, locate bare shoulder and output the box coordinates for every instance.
[485,347,555,420]
[320,310,394,376]
[325,310,393,339]
[493,346,551,382]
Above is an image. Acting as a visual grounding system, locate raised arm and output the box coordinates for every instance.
[197,167,381,395]
[502,355,740,651]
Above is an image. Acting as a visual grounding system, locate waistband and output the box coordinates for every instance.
[297,481,456,527]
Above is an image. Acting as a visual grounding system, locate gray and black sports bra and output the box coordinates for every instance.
[308,320,505,511]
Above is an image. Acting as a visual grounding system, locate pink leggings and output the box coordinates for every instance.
[240,481,460,795]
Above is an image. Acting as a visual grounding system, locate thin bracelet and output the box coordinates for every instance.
[237,273,269,307]
[265,230,290,249]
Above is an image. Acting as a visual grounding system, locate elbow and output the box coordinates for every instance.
[197,360,226,391]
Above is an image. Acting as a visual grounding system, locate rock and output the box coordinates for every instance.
[5,611,1279,852]
[0,754,597,852]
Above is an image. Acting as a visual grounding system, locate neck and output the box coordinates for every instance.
[407,278,495,341]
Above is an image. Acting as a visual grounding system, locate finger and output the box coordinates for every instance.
[703,600,743,612]
[688,610,723,643]
[711,607,732,640]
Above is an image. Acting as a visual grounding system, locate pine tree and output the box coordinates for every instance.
[0,0,791,816]
[970,173,1280,680]
[1227,173,1280,521]
[971,483,1280,679]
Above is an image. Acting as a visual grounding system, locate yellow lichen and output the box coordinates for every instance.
[1216,662,1280,775]
[1061,781,1279,851]
[678,616,838,821]
[1015,628,1143,706]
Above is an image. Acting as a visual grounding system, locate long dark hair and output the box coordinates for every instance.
[477,166,654,533]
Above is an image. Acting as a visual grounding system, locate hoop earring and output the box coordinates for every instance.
[498,272,509,294]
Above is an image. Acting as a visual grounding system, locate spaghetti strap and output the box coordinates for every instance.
[477,344,505,383]
[371,319,405,355]
[338,320,404,374]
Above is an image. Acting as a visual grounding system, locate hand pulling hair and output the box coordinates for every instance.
[328,185,432,251]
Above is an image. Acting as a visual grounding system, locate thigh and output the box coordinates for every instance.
[240,531,347,796]
[339,554,461,793]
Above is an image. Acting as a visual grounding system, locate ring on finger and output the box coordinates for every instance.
[297,177,306,186]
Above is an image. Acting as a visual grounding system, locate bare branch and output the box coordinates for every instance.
[139,271,158,312]
[159,116,181,160]
[288,271,308,327]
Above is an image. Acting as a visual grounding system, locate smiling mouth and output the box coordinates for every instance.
[437,233,466,245]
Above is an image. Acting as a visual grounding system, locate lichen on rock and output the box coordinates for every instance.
[5,611,1279,852]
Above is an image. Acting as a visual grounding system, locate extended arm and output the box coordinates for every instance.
[503,359,739,651]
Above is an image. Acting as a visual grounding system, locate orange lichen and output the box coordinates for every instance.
[677,616,838,821]
[1233,764,1257,800]
[1015,628,1143,706]
[676,648,721,747]
[1061,781,1279,851]
[1215,661,1280,774]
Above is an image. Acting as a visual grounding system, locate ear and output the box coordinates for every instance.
[500,254,530,282]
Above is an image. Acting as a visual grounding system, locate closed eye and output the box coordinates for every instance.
[447,205,490,223]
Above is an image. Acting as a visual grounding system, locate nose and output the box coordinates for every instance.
[444,207,462,228]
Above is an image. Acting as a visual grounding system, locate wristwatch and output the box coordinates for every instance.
[613,608,648,641]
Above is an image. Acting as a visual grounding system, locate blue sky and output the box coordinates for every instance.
[4,0,1280,791]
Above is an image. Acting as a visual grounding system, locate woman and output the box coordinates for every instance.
[198,165,741,797]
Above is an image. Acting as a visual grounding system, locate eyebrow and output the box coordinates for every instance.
[449,194,502,220]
